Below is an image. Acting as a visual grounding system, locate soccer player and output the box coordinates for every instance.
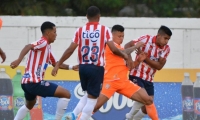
[52,6,129,120]
[10,21,78,120]
[92,25,159,120]
[125,25,172,120]
[0,18,6,63]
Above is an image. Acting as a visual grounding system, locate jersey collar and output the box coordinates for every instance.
[41,36,50,44]
[86,22,99,25]
[152,36,164,49]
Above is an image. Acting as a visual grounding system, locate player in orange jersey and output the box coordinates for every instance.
[92,25,159,120]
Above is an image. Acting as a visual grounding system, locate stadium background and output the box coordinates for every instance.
[1,16,200,119]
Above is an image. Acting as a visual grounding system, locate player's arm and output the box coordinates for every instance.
[55,42,77,67]
[124,40,141,69]
[52,42,78,76]
[122,42,144,54]
[49,51,79,71]
[52,63,79,71]
[124,40,137,60]
[10,44,33,69]
[0,47,6,63]
[144,57,166,70]
[107,41,128,60]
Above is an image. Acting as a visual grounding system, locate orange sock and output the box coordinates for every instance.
[0,18,2,29]
[145,103,159,120]
[77,112,94,120]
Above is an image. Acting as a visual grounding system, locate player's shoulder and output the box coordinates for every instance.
[164,44,170,50]
[31,38,47,45]
[138,34,152,40]
[98,24,110,30]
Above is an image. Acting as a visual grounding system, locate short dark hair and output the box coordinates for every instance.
[158,25,172,36]
[111,25,124,32]
[87,6,100,18]
[41,21,55,34]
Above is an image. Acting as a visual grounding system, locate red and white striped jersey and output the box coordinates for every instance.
[72,22,112,66]
[130,35,170,82]
[22,37,57,84]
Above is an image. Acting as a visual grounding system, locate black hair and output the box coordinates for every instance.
[111,25,124,32]
[158,25,172,36]
[87,6,100,18]
[41,21,55,34]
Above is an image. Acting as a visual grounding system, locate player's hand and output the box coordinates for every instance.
[72,65,79,71]
[135,48,143,55]
[0,52,6,63]
[10,59,21,69]
[126,58,134,70]
[137,52,148,62]
[52,65,59,76]
[135,42,144,48]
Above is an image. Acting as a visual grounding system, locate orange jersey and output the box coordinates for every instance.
[104,43,129,81]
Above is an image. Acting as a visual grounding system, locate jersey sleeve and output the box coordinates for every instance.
[105,27,113,42]
[31,40,47,50]
[160,46,170,59]
[49,51,57,65]
[72,28,80,45]
[132,35,150,44]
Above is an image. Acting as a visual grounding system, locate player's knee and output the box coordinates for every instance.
[143,96,153,105]
[26,99,37,110]
[63,89,71,99]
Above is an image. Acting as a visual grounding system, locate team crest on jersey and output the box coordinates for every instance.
[45,81,50,86]
[105,84,110,89]
[82,29,100,42]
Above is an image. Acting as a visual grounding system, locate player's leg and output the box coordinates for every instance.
[65,65,90,120]
[118,78,158,120]
[130,88,158,120]
[27,80,71,120]
[125,75,146,120]
[72,92,88,117]
[132,78,154,120]
[78,64,104,120]
[53,85,71,120]
[14,84,37,120]
[93,80,117,113]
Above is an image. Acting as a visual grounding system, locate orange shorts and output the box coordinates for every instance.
[101,79,141,99]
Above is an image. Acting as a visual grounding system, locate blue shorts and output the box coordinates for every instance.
[79,64,104,98]
[21,80,58,101]
[129,75,154,96]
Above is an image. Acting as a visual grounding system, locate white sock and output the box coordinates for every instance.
[126,101,144,119]
[55,98,70,120]
[79,98,97,120]
[14,105,30,120]
[73,93,88,116]
[133,109,146,120]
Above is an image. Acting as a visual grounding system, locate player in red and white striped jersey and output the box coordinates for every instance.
[52,6,128,120]
[125,25,172,120]
[20,38,56,84]
[10,21,78,120]
[130,34,170,82]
